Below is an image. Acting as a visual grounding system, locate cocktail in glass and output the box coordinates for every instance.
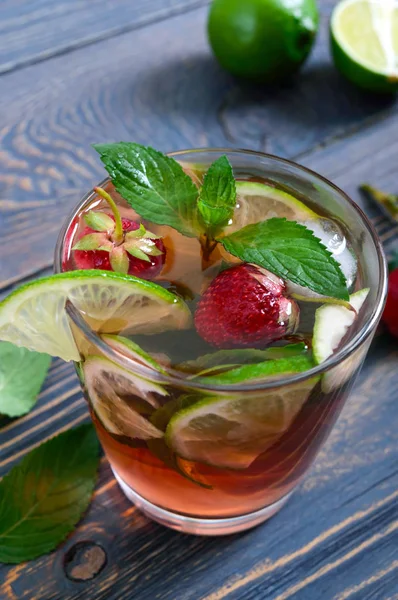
[55,149,387,535]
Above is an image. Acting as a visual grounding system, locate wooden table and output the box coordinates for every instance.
[0,1,397,598]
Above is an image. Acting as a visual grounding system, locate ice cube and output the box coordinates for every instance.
[301,219,357,290]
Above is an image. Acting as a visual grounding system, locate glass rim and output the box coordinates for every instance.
[54,147,388,392]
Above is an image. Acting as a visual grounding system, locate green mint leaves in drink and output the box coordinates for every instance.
[0,342,51,418]
[94,142,349,301]
[197,155,236,237]
[218,219,349,300]
[0,424,100,564]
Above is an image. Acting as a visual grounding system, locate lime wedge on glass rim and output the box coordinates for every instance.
[0,270,192,362]
[331,0,398,93]
[165,356,318,470]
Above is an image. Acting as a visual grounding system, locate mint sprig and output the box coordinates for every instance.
[94,142,200,237]
[0,424,100,564]
[198,155,236,237]
[93,143,349,301]
[219,218,349,300]
[0,342,51,417]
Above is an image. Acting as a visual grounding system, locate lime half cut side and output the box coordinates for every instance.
[331,0,398,92]
[84,356,165,440]
[165,378,318,469]
[0,270,192,362]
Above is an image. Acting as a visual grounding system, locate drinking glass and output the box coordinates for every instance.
[55,149,387,535]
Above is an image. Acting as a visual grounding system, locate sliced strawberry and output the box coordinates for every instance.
[194,264,299,348]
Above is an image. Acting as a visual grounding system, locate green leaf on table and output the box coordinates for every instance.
[93,142,200,237]
[197,155,236,236]
[0,342,51,418]
[219,218,349,300]
[0,424,100,564]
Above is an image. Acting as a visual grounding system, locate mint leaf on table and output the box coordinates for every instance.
[0,342,51,418]
[0,424,100,564]
[93,142,200,237]
[219,218,349,300]
[197,155,236,236]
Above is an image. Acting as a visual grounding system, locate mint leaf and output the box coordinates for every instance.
[0,424,100,564]
[0,342,51,417]
[219,218,349,300]
[198,156,236,236]
[94,142,200,237]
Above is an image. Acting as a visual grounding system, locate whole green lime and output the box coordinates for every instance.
[207,0,319,83]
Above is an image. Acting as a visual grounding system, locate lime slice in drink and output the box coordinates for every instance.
[313,287,370,391]
[84,355,165,440]
[166,357,317,469]
[195,355,313,385]
[331,0,398,93]
[0,270,192,362]
[225,181,317,234]
[166,380,317,470]
[102,334,168,374]
[313,288,369,364]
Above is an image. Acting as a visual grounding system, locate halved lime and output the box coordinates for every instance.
[225,181,317,234]
[313,287,370,391]
[331,0,398,93]
[0,270,192,362]
[84,355,165,440]
[165,377,318,469]
[101,334,168,374]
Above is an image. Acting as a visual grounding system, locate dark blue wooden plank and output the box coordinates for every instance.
[0,3,397,285]
[0,0,210,74]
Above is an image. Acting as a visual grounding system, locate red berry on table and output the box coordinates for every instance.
[194,263,299,348]
[72,187,165,279]
[383,268,398,339]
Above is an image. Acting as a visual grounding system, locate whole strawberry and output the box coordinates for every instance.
[383,265,398,339]
[72,187,165,279]
[195,264,299,348]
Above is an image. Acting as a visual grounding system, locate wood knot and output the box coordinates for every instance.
[63,541,107,582]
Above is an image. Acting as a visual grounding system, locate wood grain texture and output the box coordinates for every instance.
[0,0,210,74]
[1,0,398,598]
[0,335,397,600]
[0,2,397,284]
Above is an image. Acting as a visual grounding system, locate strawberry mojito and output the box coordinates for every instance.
[0,146,387,534]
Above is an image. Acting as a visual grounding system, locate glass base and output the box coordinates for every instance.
[112,468,292,536]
